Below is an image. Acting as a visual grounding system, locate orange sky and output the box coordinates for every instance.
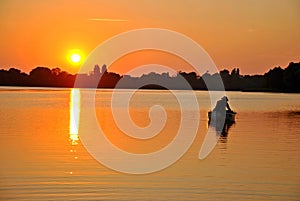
[0,0,299,75]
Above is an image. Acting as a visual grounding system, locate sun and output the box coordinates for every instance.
[71,53,81,63]
[67,49,85,66]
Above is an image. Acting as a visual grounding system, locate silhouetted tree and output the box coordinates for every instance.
[29,67,53,86]
[0,62,299,92]
[283,62,300,92]
[264,66,284,90]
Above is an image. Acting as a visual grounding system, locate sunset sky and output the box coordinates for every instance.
[0,0,299,75]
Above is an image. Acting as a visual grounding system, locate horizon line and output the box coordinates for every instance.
[1,61,299,77]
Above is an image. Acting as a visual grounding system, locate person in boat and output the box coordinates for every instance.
[213,96,233,114]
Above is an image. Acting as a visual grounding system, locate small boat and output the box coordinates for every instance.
[208,110,236,122]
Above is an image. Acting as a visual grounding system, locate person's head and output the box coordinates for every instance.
[222,96,228,101]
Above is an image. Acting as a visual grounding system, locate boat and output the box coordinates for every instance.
[208,110,236,122]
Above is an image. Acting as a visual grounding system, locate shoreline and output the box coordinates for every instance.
[0,85,299,94]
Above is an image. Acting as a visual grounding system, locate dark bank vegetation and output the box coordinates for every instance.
[0,62,299,92]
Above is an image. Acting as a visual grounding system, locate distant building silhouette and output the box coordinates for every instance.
[93,65,101,76]
[101,64,107,74]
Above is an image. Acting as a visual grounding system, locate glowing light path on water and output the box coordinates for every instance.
[69,89,80,142]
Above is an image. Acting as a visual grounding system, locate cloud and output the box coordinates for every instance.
[88,18,128,22]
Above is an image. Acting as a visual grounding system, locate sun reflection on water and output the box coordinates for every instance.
[69,88,80,170]
[69,88,80,141]
[68,88,81,175]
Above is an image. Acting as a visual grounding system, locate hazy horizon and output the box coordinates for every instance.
[1,60,298,77]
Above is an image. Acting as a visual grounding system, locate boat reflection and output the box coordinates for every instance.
[208,119,235,143]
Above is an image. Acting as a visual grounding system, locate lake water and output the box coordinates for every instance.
[0,87,300,200]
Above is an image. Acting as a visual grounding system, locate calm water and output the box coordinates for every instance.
[0,87,300,200]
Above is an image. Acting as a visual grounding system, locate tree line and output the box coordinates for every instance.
[0,62,299,92]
